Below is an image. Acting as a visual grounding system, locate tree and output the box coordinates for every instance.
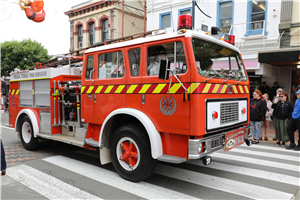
[0,39,51,76]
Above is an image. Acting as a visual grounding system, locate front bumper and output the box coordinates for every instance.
[188,125,252,159]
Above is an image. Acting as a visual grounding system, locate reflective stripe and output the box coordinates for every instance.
[168,83,181,94]
[127,85,138,94]
[81,86,86,93]
[115,85,125,93]
[202,83,211,93]
[239,85,245,94]
[105,85,114,93]
[153,84,166,94]
[221,85,228,93]
[80,83,249,94]
[87,86,94,94]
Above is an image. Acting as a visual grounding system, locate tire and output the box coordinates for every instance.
[20,116,40,151]
[110,124,157,182]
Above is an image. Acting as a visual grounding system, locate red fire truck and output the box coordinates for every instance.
[9,15,252,182]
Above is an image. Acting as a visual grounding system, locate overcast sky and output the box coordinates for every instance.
[0,0,85,55]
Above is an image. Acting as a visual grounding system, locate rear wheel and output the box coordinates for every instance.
[110,124,157,182]
[20,116,40,150]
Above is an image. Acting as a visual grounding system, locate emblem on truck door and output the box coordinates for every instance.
[159,95,177,116]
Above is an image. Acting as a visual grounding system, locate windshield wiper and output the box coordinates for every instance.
[222,75,234,83]
[204,74,218,82]
[236,76,246,85]
[204,70,221,82]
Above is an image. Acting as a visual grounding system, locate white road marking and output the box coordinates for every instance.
[44,155,199,200]
[0,125,14,130]
[188,160,300,186]
[239,143,300,154]
[212,152,300,172]
[7,164,102,200]
[228,147,300,162]
[155,163,293,200]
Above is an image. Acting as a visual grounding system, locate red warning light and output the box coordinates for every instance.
[178,15,193,30]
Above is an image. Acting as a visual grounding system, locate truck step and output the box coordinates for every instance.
[37,133,84,147]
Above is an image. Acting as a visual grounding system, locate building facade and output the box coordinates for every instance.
[147,0,300,100]
[65,0,146,53]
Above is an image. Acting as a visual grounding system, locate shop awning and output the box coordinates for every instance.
[258,48,300,67]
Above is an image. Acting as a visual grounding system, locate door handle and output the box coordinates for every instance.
[94,93,96,102]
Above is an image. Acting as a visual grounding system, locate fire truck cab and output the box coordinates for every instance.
[9,15,252,182]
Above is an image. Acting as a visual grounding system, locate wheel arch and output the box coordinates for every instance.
[99,108,163,159]
[15,109,39,138]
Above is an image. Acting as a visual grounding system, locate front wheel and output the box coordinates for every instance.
[110,124,157,182]
[20,116,40,150]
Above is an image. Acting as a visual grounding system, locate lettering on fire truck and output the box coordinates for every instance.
[9,15,252,182]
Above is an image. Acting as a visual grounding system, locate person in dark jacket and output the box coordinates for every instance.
[286,89,300,150]
[250,90,267,144]
[272,91,294,147]
[1,139,6,176]
[271,88,284,141]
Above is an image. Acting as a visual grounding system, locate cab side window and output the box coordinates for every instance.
[147,42,187,76]
[98,51,125,79]
[85,55,94,79]
[128,48,141,76]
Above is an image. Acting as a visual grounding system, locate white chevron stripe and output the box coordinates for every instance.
[44,156,199,200]
[155,163,292,200]
[188,160,300,186]
[7,164,102,200]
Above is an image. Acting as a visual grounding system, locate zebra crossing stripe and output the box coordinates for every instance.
[44,156,198,200]
[188,160,300,186]
[155,163,292,200]
[239,143,300,154]
[212,152,300,172]
[228,147,300,162]
[7,164,102,200]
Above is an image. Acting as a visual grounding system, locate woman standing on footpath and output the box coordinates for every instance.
[272,91,294,146]
[250,90,267,144]
[272,88,284,141]
[1,139,6,176]
[260,93,273,141]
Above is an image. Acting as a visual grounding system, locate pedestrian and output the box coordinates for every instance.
[1,139,6,176]
[260,93,273,141]
[270,81,280,100]
[250,90,267,144]
[2,94,7,112]
[272,91,294,147]
[271,88,284,141]
[5,95,8,112]
[259,81,270,97]
[285,89,300,150]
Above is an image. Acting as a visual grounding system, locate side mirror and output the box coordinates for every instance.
[211,27,222,35]
[158,59,170,81]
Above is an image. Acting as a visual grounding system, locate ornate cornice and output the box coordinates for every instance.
[65,0,115,19]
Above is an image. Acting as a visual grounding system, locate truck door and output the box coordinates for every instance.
[81,55,95,123]
[93,50,127,122]
[142,40,190,131]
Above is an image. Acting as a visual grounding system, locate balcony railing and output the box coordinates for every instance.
[224,20,268,50]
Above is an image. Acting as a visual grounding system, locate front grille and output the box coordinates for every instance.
[220,102,239,124]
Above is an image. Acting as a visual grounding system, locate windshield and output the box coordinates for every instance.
[192,38,247,81]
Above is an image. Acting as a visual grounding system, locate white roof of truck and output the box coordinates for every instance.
[85,29,241,54]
